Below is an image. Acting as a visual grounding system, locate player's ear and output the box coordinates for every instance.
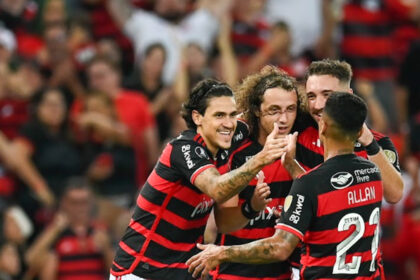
[192,110,202,126]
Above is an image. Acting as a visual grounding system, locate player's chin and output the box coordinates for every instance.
[217,138,232,150]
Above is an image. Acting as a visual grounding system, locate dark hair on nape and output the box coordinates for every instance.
[181,79,234,130]
[324,92,367,140]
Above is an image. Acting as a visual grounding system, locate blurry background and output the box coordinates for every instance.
[0,0,419,279]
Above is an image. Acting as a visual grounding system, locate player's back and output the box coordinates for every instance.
[299,154,383,280]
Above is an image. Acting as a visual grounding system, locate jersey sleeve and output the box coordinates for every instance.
[171,140,216,185]
[275,175,316,241]
[377,136,401,172]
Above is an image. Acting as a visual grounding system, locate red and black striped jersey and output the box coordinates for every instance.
[213,139,293,280]
[54,226,106,280]
[341,0,395,80]
[277,154,384,280]
[296,123,401,172]
[111,121,248,279]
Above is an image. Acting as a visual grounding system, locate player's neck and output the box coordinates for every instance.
[323,139,354,161]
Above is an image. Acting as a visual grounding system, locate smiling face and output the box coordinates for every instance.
[194,96,238,156]
[305,74,351,124]
[257,87,298,143]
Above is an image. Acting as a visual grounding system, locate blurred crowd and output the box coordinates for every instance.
[0,0,419,279]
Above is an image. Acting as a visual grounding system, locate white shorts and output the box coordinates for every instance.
[291,267,300,280]
[109,274,148,280]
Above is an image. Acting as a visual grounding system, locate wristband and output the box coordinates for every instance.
[364,139,380,156]
[241,199,259,219]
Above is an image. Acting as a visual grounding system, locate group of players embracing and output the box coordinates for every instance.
[110,59,403,280]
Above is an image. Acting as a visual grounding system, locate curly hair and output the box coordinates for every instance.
[306,59,352,86]
[181,79,233,130]
[235,65,303,138]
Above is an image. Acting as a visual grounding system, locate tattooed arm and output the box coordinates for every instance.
[187,229,299,278]
[106,0,134,29]
[194,124,286,203]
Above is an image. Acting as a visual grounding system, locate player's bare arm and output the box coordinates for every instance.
[186,229,299,278]
[107,0,133,29]
[214,172,272,233]
[195,123,286,203]
[358,124,403,203]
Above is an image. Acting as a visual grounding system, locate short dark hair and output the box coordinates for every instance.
[306,59,353,85]
[87,54,121,74]
[324,92,367,141]
[181,79,233,130]
[60,177,91,200]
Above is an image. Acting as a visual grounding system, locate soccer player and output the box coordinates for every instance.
[110,79,286,280]
[187,92,384,280]
[283,59,403,204]
[210,66,302,279]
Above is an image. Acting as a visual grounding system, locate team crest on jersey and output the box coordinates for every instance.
[284,195,293,213]
[383,149,397,164]
[195,146,209,160]
[330,172,354,189]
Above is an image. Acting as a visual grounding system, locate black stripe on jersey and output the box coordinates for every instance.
[140,184,166,206]
[218,262,291,279]
[131,206,157,227]
[223,233,274,245]
[296,142,323,169]
[154,218,206,244]
[141,183,211,221]
[120,227,147,252]
[132,262,194,280]
[113,246,136,270]
[343,23,392,36]
[143,240,199,265]
[312,203,382,231]
[154,162,181,182]
[302,261,379,279]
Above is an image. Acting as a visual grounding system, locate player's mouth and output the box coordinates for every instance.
[217,129,233,139]
[277,126,290,135]
[313,111,323,122]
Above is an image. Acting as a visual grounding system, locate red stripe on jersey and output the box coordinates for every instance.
[344,4,389,23]
[159,143,172,167]
[229,227,275,239]
[139,255,188,269]
[215,272,291,280]
[137,195,209,229]
[275,224,304,241]
[342,37,392,57]
[227,139,252,169]
[297,127,324,156]
[355,150,368,159]
[306,221,377,245]
[190,164,214,184]
[119,241,138,256]
[58,259,104,272]
[129,220,196,252]
[317,181,382,217]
